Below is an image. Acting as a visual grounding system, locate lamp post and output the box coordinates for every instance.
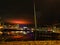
[34,0,37,40]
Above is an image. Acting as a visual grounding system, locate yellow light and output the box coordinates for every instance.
[0,31,3,34]
[0,26,3,29]
[23,31,27,34]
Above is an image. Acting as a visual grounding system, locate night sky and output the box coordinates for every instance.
[0,0,60,25]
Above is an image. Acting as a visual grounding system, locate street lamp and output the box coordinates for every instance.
[34,0,37,40]
[34,1,37,30]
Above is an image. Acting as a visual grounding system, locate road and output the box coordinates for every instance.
[0,40,60,45]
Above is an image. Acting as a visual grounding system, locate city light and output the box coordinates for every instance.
[0,31,3,34]
[0,26,3,29]
[6,19,32,24]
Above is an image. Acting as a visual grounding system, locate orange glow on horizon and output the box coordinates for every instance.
[6,19,32,24]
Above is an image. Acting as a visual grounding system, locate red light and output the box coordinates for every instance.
[11,35,23,39]
[6,19,32,24]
